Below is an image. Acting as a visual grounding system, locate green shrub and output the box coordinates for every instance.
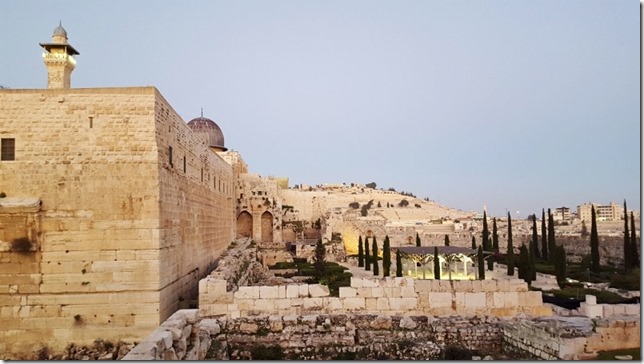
[269,262,297,269]
[610,270,640,291]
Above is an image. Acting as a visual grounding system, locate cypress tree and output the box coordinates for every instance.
[372,237,379,276]
[548,208,556,263]
[507,212,515,276]
[416,232,421,247]
[358,236,364,267]
[444,234,450,246]
[623,200,631,270]
[492,217,499,252]
[518,244,532,286]
[590,206,600,272]
[383,235,391,277]
[554,245,567,289]
[395,249,403,277]
[630,212,639,269]
[482,210,490,251]
[529,237,537,281]
[487,237,494,271]
[477,245,485,280]
[471,236,476,250]
[365,236,371,271]
[532,213,540,259]
[541,209,548,261]
[433,247,440,280]
[313,238,326,280]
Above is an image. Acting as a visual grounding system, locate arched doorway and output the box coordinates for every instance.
[237,211,252,238]
[261,211,273,242]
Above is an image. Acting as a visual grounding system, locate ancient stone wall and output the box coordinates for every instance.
[501,315,640,360]
[124,309,506,360]
[0,87,234,357]
[199,276,552,319]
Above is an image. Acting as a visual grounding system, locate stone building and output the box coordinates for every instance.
[0,24,258,356]
[577,202,622,222]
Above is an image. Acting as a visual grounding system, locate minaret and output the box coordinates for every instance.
[39,22,79,89]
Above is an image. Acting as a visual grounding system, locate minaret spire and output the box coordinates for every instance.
[39,22,79,89]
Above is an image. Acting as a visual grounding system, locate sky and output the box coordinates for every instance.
[0,0,640,218]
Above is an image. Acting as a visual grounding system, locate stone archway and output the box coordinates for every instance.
[236,211,252,238]
[261,211,274,242]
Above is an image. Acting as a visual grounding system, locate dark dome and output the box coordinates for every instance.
[187,116,227,151]
[53,23,67,38]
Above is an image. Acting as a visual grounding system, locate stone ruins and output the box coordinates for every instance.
[0,24,639,359]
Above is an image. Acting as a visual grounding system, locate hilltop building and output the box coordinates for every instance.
[577,202,623,222]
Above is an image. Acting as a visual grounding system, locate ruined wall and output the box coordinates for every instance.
[124,309,506,360]
[199,276,552,319]
[502,315,640,360]
[0,87,234,357]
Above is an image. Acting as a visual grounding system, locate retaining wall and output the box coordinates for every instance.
[199,276,552,319]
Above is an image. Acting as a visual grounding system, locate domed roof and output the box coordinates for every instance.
[187,116,227,151]
[53,22,67,38]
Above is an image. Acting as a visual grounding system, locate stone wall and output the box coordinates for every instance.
[124,309,506,360]
[502,315,640,360]
[0,87,234,357]
[199,276,552,319]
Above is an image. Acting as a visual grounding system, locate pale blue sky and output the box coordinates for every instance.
[1,0,640,218]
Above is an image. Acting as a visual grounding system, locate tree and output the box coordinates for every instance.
[372,237,379,276]
[482,210,490,251]
[590,206,600,272]
[492,218,499,252]
[396,249,403,277]
[487,238,494,271]
[313,238,326,279]
[399,199,409,207]
[531,213,540,259]
[383,235,391,277]
[554,245,567,289]
[518,244,528,281]
[416,232,421,247]
[548,208,556,263]
[528,237,537,281]
[444,234,450,246]
[365,182,377,189]
[630,212,639,269]
[541,209,548,261]
[623,200,631,270]
[471,236,476,250]
[477,245,485,280]
[357,236,364,267]
[434,247,440,280]
[377,201,382,208]
[507,212,515,276]
[365,236,371,271]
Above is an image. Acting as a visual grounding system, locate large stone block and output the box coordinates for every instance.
[197,319,221,335]
[302,298,324,310]
[365,298,377,310]
[286,284,299,298]
[371,286,384,298]
[480,279,497,292]
[298,284,309,297]
[339,287,357,298]
[350,277,362,288]
[362,278,379,288]
[492,292,504,308]
[259,286,279,299]
[277,285,286,299]
[389,298,417,311]
[430,292,452,308]
[327,297,343,311]
[342,297,366,310]
[357,287,372,298]
[465,292,486,307]
[254,299,276,312]
[235,286,259,299]
[503,291,519,306]
[376,297,390,310]
[309,284,330,297]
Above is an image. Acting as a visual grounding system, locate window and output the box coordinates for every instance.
[1,138,15,161]
[168,146,173,167]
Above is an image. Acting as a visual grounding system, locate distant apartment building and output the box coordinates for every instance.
[553,207,572,221]
[577,202,623,222]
